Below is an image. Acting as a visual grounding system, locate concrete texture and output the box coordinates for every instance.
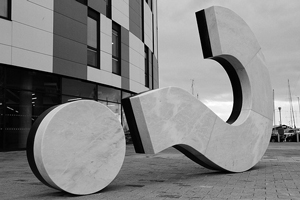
[124,6,272,173]
[27,100,125,195]
[1,143,300,200]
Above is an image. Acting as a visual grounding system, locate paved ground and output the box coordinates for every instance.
[1,143,300,200]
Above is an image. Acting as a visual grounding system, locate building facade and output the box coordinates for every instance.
[0,0,159,151]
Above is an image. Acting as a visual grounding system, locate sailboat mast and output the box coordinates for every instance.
[273,89,276,126]
[288,79,296,129]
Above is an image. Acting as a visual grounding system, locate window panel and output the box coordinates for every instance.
[112,58,120,75]
[6,67,61,94]
[112,30,119,57]
[145,46,149,87]
[76,0,87,5]
[62,78,96,99]
[98,85,121,103]
[87,17,97,49]
[112,23,121,75]
[87,48,98,67]
[87,9,99,68]
[0,0,8,18]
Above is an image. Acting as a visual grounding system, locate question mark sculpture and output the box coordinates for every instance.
[26,6,272,195]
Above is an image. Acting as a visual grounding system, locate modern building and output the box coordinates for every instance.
[0,0,159,151]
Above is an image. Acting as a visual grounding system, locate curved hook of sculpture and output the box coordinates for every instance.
[122,6,272,173]
[26,6,272,195]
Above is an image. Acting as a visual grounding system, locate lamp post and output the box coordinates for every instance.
[278,107,282,126]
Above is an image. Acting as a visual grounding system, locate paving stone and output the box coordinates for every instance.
[2,143,300,199]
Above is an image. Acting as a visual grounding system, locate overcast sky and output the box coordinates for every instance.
[157,0,300,127]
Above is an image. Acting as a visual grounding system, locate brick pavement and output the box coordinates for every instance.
[1,143,300,200]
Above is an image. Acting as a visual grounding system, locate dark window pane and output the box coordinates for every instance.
[87,48,97,67]
[112,30,119,57]
[5,89,33,149]
[3,89,60,150]
[0,87,4,147]
[98,85,121,103]
[0,65,4,87]
[0,0,8,18]
[6,67,60,94]
[145,46,149,87]
[76,0,87,5]
[87,10,99,68]
[87,17,97,48]
[31,92,60,122]
[62,78,96,99]
[112,23,120,75]
[112,58,120,75]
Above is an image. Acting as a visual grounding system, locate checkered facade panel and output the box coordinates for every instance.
[0,0,159,94]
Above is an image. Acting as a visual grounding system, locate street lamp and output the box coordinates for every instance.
[278,107,282,126]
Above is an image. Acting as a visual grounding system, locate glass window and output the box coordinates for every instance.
[98,85,121,103]
[145,46,149,87]
[76,0,87,5]
[6,67,60,94]
[0,0,9,19]
[62,78,96,99]
[0,87,4,149]
[112,23,121,75]
[87,9,99,68]
[0,65,4,88]
[104,0,111,18]
[5,89,33,149]
[87,17,97,49]
[99,101,121,122]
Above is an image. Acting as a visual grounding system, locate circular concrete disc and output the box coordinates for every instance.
[27,100,125,195]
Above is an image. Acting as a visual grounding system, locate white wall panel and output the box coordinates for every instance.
[87,67,113,86]
[123,0,129,5]
[0,44,12,65]
[0,19,12,46]
[12,22,53,56]
[28,0,54,10]
[112,0,129,17]
[112,5,129,30]
[153,0,158,58]
[129,80,140,93]
[144,3,153,51]
[87,67,101,83]
[100,51,112,72]
[100,32,112,54]
[139,53,145,71]
[129,33,143,56]
[111,74,122,88]
[129,47,139,67]
[129,64,141,83]
[130,80,149,93]
[144,35,152,52]
[139,68,145,85]
[13,0,54,33]
[99,70,113,86]
[100,14,112,37]
[12,47,52,72]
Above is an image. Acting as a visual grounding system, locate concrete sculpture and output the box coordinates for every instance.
[26,100,125,195]
[26,6,272,195]
[123,6,272,172]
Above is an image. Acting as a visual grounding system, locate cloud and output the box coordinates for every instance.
[158,0,300,124]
